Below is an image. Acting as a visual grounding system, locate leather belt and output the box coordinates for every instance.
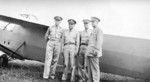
[80,43,88,46]
[64,42,75,46]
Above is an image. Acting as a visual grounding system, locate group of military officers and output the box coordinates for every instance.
[43,16,103,82]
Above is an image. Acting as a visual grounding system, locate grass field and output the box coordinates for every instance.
[0,60,149,82]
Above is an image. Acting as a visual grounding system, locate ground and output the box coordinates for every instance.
[0,60,149,82]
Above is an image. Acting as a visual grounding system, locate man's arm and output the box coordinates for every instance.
[75,31,80,55]
[77,32,82,55]
[45,27,50,41]
[61,30,65,53]
[95,28,103,52]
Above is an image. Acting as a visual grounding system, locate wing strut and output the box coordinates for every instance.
[0,43,25,60]
[9,41,26,58]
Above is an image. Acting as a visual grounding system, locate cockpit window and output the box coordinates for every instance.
[0,20,14,32]
[5,24,15,32]
[0,20,8,30]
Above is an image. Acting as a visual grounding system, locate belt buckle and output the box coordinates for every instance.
[69,42,71,45]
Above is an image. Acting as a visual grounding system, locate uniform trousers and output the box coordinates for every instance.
[43,40,61,79]
[87,56,100,82]
[79,45,88,67]
[62,45,76,81]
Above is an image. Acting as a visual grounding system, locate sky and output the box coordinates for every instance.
[0,0,150,39]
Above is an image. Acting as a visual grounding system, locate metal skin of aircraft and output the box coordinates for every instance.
[0,15,150,80]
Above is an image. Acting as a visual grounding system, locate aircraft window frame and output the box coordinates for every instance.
[0,21,15,32]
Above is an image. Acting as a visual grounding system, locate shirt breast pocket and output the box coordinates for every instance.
[50,30,55,37]
[56,31,62,38]
[72,34,76,39]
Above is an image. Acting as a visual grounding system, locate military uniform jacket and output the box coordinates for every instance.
[62,29,79,51]
[80,30,92,45]
[86,26,103,57]
[45,25,63,42]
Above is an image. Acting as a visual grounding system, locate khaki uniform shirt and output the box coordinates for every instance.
[62,29,79,51]
[45,25,63,42]
[87,26,103,57]
[80,30,92,44]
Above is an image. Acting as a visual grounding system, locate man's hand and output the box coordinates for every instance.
[45,38,49,42]
[93,49,98,57]
[88,47,94,54]
[88,47,99,57]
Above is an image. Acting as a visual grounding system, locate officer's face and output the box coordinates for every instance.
[92,21,98,27]
[84,23,89,29]
[69,24,75,29]
[55,20,61,26]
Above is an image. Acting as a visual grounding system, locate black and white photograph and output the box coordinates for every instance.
[0,0,150,82]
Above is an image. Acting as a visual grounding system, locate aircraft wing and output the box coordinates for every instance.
[0,14,49,27]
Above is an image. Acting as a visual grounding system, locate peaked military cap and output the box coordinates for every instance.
[83,19,91,24]
[54,16,63,21]
[91,17,100,22]
[68,19,76,25]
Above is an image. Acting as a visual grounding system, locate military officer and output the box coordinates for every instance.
[79,19,92,69]
[78,19,92,82]
[43,16,63,79]
[61,19,79,81]
[86,17,103,82]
